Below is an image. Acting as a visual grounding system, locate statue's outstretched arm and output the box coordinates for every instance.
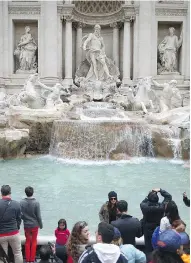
[152,79,164,88]
[37,81,53,92]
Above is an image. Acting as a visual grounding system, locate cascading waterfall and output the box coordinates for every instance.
[49,120,154,160]
[168,126,182,159]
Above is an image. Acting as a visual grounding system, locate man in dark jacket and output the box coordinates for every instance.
[140,188,172,255]
[111,200,142,246]
[78,222,128,263]
[183,192,190,207]
[20,186,43,263]
[0,185,22,263]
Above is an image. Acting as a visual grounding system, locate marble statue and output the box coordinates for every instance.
[14,26,37,73]
[158,27,183,74]
[9,74,44,108]
[9,74,70,109]
[127,77,155,113]
[0,88,8,109]
[152,79,182,112]
[83,24,112,81]
[37,81,70,109]
[75,24,120,90]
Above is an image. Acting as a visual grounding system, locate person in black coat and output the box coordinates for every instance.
[140,188,172,255]
[111,200,142,246]
[183,192,190,207]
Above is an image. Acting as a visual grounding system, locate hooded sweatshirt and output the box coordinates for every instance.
[20,197,43,229]
[93,243,120,263]
[78,243,128,263]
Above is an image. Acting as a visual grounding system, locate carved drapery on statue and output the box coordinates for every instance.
[158,27,183,74]
[14,26,37,74]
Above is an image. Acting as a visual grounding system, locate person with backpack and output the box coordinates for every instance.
[0,185,22,263]
[78,222,128,263]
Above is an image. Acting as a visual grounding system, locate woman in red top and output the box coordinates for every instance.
[55,219,70,246]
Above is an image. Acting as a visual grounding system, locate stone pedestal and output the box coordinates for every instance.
[122,20,131,84]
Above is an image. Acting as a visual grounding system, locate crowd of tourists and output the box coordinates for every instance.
[0,185,190,263]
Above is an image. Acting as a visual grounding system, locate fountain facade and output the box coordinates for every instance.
[0,1,190,160]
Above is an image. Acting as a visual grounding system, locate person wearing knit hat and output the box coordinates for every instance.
[99,191,118,224]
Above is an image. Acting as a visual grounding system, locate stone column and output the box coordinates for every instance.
[185,4,190,81]
[137,1,154,77]
[110,23,119,68]
[76,22,83,70]
[2,1,9,78]
[122,19,131,84]
[63,15,73,85]
[41,1,58,81]
[0,2,3,80]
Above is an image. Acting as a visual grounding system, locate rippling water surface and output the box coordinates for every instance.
[0,156,189,235]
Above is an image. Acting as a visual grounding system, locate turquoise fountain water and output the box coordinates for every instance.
[0,156,189,235]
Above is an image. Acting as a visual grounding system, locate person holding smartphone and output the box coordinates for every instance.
[183,192,190,207]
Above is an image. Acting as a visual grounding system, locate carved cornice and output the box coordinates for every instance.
[8,5,40,15]
[61,4,75,22]
[68,5,136,25]
[155,6,188,16]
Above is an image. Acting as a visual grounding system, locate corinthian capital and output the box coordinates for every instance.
[63,14,73,22]
[110,22,118,29]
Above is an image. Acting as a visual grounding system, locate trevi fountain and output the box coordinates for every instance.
[0,0,190,234]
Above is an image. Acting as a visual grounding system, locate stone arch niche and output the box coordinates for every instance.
[73,1,126,76]
[13,20,38,74]
[157,21,183,75]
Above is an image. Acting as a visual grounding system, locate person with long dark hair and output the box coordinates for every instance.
[160,201,180,232]
[99,191,118,223]
[66,221,90,263]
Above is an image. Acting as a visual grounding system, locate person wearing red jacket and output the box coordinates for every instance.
[55,219,70,246]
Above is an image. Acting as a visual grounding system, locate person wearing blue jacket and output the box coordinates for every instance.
[112,227,146,263]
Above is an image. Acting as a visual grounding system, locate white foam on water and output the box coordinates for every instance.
[39,155,166,167]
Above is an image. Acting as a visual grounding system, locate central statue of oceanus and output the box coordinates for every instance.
[75,24,120,87]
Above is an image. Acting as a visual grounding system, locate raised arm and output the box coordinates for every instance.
[160,189,172,203]
[37,80,53,92]
[152,79,164,88]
